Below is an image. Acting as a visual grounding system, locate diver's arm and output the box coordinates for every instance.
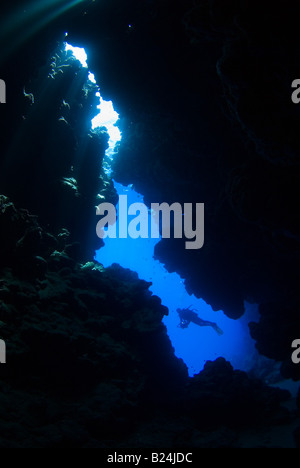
[178,319,191,329]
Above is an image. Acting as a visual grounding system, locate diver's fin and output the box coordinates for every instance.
[212,324,224,336]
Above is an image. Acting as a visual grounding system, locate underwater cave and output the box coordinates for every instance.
[0,0,300,450]
[65,40,260,377]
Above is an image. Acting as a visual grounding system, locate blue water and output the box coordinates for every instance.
[65,40,260,377]
[96,182,259,376]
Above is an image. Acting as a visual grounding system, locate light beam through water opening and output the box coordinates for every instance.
[65,39,260,377]
[64,41,122,175]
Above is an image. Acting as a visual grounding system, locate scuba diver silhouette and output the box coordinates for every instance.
[177,306,224,336]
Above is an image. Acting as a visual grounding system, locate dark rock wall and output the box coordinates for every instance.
[0,197,293,447]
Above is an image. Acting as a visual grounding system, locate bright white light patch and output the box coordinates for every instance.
[65,43,88,68]
[92,98,119,129]
[92,97,122,161]
[64,41,122,175]
[88,72,96,83]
